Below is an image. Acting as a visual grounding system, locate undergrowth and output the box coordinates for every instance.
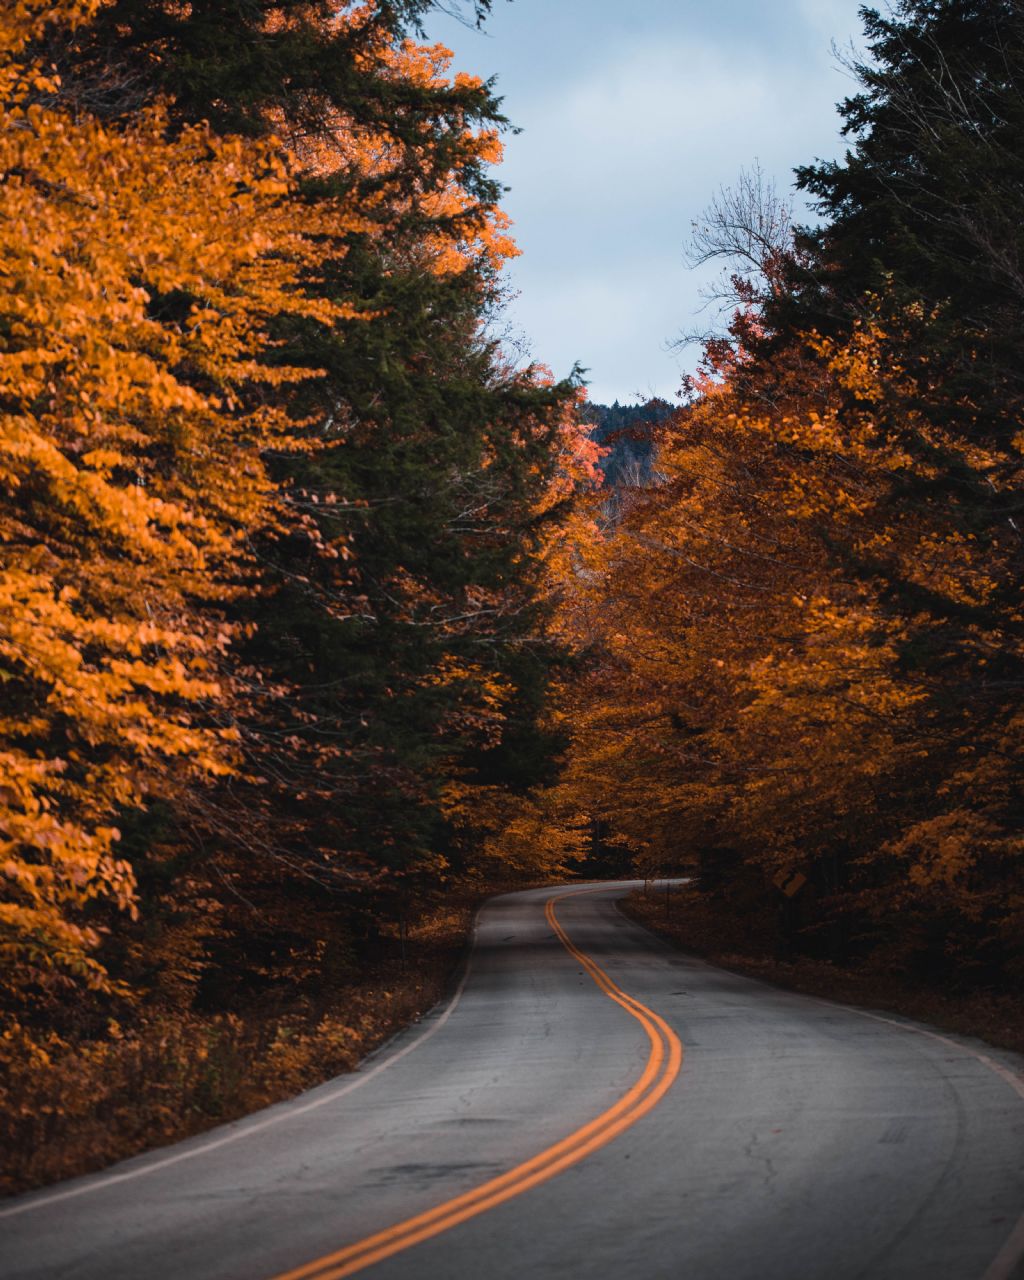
[1,902,472,1196]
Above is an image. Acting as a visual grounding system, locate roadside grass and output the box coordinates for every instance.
[0,899,478,1197]
[621,884,1024,1059]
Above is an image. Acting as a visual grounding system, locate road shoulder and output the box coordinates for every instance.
[619,886,1024,1060]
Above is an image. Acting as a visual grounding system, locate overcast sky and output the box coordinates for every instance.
[426,0,868,405]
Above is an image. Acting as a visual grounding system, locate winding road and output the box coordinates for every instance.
[3,881,1024,1280]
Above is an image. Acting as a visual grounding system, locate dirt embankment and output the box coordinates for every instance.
[2,891,494,1197]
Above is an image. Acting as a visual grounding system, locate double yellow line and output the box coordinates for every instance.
[270,886,684,1280]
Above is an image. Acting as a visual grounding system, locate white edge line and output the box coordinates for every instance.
[839,1007,1024,1104]
[983,1215,1024,1280]
[837,1005,1024,1280]
[0,916,480,1222]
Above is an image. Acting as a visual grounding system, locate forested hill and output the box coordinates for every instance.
[583,399,675,486]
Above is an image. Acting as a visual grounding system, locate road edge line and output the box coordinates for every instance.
[0,907,484,1222]
[840,1006,1024,1280]
[616,893,1024,1280]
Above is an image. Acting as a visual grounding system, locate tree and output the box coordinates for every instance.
[557,303,1024,978]
[685,162,795,329]
[794,0,1024,438]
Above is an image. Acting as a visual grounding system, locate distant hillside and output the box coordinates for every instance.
[583,398,675,486]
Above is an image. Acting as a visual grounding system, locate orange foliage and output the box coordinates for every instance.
[554,314,1024,971]
[0,0,567,993]
[0,21,315,983]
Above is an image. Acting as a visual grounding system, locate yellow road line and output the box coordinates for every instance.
[268,885,684,1280]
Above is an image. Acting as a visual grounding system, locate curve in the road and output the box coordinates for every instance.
[269,885,684,1280]
[840,1005,1024,1280]
[5,880,1024,1280]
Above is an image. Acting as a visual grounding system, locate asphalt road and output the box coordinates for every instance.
[3,881,1024,1280]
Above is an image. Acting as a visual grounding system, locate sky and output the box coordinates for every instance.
[426,0,869,405]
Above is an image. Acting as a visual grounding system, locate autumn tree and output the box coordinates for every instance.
[0,0,345,992]
[558,308,1024,979]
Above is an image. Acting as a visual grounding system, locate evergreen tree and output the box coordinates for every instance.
[792,0,1024,438]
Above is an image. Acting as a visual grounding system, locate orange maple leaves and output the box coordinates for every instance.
[0,0,526,987]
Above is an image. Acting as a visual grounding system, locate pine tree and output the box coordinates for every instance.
[793,0,1024,437]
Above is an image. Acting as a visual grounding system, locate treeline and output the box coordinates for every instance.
[0,0,597,1074]
[583,399,672,488]
[555,0,1024,985]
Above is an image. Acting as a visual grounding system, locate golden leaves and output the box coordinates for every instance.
[0,0,539,992]
[0,4,338,986]
[551,309,1024,931]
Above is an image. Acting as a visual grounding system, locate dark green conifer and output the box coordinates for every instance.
[792,0,1024,438]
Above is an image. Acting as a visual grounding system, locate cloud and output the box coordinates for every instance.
[430,0,867,402]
